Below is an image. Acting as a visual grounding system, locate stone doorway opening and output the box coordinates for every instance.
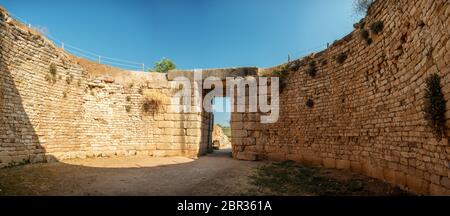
[210,97,232,156]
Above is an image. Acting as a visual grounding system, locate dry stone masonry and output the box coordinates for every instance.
[231,0,450,195]
[0,0,450,195]
[0,7,212,166]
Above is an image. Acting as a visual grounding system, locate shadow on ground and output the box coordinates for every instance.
[0,149,410,196]
[0,149,262,196]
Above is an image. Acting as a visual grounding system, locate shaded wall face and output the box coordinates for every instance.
[0,10,210,167]
[232,0,450,195]
[0,15,48,166]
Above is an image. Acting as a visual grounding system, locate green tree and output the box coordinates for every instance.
[152,58,176,73]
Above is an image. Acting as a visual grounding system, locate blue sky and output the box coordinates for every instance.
[213,97,231,127]
[1,0,360,127]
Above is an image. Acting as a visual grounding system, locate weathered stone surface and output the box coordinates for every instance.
[0,0,449,196]
[229,0,450,195]
[0,8,213,165]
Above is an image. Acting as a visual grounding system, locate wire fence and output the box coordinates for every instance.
[8,12,148,72]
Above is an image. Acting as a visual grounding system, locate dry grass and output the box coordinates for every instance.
[248,161,411,196]
[73,56,124,76]
[142,91,170,114]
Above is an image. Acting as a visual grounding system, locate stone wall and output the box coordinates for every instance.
[1,0,449,196]
[232,0,450,195]
[0,8,211,167]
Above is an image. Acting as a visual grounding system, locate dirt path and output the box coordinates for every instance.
[0,150,409,196]
[0,150,262,196]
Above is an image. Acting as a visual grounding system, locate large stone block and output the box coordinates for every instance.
[232,130,247,138]
[187,129,201,136]
[336,160,351,170]
[323,158,336,168]
[406,174,430,195]
[158,121,174,128]
[234,151,260,161]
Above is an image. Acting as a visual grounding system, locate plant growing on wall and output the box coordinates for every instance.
[306,98,314,108]
[307,61,317,77]
[370,21,384,35]
[423,74,447,140]
[360,29,373,45]
[336,53,348,64]
[142,91,169,114]
[46,63,58,84]
[271,65,289,92]
[360,29,370,40]
[125,105,131,113]
[66,73,74,85]
[271,65,288,77]
[288,60,301,72]
[138,86,145,95]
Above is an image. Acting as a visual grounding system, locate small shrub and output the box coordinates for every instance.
[370,21,384,35]
[360,29,373,45]
[138,86,145,95]
[306,64,317,77]
[142,91,169,114]
[279,78,287,92]
[360,29,370,40]
[178,84,184,90]
[125,105,131,113]
[49,63,57,76]
[306,98,314,108]
[271,65,288,78]
[359,20,366,29]
[288,61,301,72]
[66,74,74,85]
[423,74,446,140]
[46,63,57,84]
[307,66,317,77]
[306,61,317,77]
[63,91,67,98]
[126,96,132,102]
[271,66,288,92]
[142,100,152,113]
[336,53,348,64]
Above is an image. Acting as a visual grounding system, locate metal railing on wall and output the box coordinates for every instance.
[7,12,149,72]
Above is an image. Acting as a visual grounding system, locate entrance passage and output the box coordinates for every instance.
[211,97,232,154]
